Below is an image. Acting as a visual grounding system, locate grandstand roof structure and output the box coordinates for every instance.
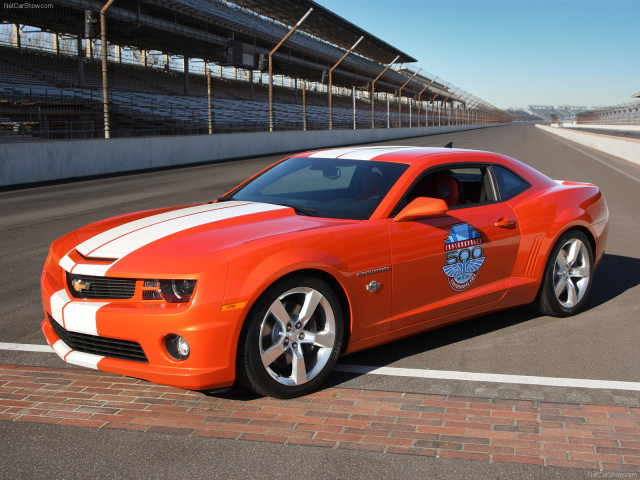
[4,0,430,96]
[226,0,417,65]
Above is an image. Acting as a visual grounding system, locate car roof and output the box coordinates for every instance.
[298,145,496,165]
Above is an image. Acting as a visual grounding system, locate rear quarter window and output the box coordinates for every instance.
[493,165,530,200]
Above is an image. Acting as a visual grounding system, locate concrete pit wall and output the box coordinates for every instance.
[1,124,499,187]
[536,124,640,166]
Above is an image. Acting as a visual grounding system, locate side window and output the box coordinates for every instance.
[405,165,497,208]
[492,165,530,200]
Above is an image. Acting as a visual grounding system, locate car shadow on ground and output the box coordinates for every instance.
[588,253,639,307]
[211,253,638,400]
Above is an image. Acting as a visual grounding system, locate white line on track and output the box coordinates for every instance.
[335,364,640,392]
[3,342,640,392]
[0,342,54,353]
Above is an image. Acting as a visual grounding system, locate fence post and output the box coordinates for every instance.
[207,69,213,134]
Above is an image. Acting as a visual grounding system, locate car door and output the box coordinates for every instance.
[387,164,521,331]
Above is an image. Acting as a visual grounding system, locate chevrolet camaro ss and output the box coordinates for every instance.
[41,146,609,398]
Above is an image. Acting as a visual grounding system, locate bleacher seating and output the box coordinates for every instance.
[1,45,428,138]
[506,110,545,122]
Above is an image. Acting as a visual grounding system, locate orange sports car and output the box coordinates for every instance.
[41,146,609,398]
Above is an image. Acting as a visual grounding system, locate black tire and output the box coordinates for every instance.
[237,275,344,398]
[532,230,594,317]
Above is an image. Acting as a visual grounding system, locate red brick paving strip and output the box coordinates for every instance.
[1,364,639,473]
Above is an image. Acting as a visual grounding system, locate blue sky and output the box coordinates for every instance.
[315,0,640,109]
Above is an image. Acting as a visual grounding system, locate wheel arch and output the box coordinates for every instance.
[271,269,352,353]
[532,224,596,315]
[566,225,597,258]
[236,267,353,360]
[234,267,353,397]
[547,223,597,263]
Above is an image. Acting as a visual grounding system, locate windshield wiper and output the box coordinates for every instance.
[274,203,318,217]
[216,195,234,202]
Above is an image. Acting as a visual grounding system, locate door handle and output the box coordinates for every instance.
[495,218,516,229]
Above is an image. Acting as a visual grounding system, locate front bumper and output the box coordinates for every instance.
[41,259,243,391]
[41,316,236,390]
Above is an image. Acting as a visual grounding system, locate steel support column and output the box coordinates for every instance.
[329,36,362,130]
[442,88,458,126]
[457,93,471,125]
[303,81,307,131]
[398,68,420,128]
[431,83,450,127]
[352,86,357,129]
[269,8,313,132]
[100,0,117,139]
[371,55,399,129]
[417,76,438,127]
[207,69,213,134]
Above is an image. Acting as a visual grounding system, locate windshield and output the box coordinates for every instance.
[226,157,409,220]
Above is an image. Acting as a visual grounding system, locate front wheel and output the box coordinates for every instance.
[237,275,344,398]
[532,230,594,317]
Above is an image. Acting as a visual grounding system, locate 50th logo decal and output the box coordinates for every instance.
[443,223,485,291]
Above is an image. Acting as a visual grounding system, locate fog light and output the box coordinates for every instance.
[166,334,190,361]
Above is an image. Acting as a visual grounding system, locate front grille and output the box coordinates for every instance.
[66,272,136,299]
[49,315,148,363]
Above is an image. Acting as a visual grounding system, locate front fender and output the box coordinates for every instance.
[224,246,349,309]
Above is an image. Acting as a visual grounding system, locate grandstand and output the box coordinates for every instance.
[505,109,544,122]
[525,105,590,123]
[576,98,640,126]
[1,0,510,141]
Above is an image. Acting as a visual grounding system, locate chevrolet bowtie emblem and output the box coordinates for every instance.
[72,279,91,292]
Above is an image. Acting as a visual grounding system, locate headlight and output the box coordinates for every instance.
[144,279,197,303]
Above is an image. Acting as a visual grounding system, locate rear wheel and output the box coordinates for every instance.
[533,230,594,317]
[237,275,343,398]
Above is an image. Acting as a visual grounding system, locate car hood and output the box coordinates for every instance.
[71,201,353,261]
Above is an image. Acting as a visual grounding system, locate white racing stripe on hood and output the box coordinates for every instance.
[71,263,112,277]
[59,254,75,272]
[76,201,250,257]
[85,201,287,259]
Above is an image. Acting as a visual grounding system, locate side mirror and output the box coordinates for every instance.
[393,197,448,222]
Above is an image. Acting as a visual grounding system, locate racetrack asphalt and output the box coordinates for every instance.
[1,124,639,478]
